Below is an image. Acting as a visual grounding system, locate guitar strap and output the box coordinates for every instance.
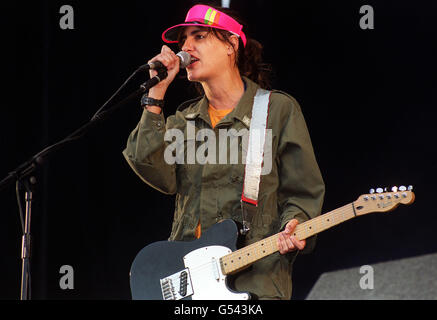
[240,88,271,235]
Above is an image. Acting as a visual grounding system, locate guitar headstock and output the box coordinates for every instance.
[354,186,415,216]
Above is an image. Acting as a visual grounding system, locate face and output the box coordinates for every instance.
[179,26,236,82]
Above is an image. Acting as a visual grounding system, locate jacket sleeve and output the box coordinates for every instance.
[122,109,177,195]
[276,94,325,254]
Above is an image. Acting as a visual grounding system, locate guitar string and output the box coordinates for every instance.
[220,204,357,272]
[179,195,400,277]
[223,204,353,256]
[181,204,356,278]
[167,195,406,293]
[186,204,354,277]
[222,194,405,272]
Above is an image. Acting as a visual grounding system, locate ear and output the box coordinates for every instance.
[227,35,240,55]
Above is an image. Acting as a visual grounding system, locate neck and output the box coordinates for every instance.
[201,70,244,110]
[220,203,357,275]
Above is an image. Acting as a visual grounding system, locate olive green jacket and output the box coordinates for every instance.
[122,77,325,299]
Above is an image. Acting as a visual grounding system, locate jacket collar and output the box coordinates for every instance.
[183,76,261,129]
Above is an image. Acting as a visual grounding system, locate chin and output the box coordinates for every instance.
[187,70,205,82]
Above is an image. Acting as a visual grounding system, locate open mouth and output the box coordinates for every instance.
[189,56,200,65]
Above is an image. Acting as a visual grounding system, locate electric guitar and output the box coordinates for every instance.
[130,186,415,300]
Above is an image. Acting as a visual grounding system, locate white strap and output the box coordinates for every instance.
[242,88,271,205]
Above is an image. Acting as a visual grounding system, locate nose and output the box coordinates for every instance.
[181,36,194,52]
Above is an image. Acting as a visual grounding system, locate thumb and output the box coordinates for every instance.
[285,219,299,234]
[161,45,173,54]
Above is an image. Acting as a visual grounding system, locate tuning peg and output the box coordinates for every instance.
[391,186,398,192]
[376,188,383,193]
[369,188,375,194]
[408,185,413,191]
[399,186,407,191]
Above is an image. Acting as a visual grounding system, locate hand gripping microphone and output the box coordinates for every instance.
[139,51,192,71]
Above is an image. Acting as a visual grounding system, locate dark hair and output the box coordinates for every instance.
[177,6,272,93]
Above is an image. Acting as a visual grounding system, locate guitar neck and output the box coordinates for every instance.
[220,203,357,275]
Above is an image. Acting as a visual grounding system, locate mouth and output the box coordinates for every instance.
[188,55,200,66]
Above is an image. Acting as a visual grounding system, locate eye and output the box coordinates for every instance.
[195,34,206,40]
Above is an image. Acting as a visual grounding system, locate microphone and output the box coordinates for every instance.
[139,51,192,71]
[176,51,193,68]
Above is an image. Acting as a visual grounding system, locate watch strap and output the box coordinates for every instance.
[141,94,164,108]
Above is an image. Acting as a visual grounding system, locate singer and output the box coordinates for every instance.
[123,4,325,300]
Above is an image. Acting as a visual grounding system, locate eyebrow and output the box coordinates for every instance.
[180,28,207,40]
[189,29,205,36]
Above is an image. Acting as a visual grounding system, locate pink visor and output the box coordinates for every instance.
[162,4,247,47]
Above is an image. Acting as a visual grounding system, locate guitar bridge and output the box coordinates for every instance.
[160,268,193,300]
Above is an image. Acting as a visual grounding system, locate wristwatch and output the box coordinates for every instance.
[141,94,164,108]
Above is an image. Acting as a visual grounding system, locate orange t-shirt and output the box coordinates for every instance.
[194,104,234,239]
[208,104,234,128]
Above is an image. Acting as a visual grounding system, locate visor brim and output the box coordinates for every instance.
[162,22,246,46]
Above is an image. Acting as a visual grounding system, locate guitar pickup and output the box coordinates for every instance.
[179,271,188,297]
[160,268,194,300]
[160,278,175,300]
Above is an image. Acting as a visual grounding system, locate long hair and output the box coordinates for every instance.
[177,5,272,94]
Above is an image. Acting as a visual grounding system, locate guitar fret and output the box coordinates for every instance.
[220,203,357,275]
[130,190,414,299]
[293,204,355,240]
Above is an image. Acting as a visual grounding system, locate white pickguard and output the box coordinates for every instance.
[183,245,250,300]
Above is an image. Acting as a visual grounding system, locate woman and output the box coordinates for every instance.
[123,4,325,300]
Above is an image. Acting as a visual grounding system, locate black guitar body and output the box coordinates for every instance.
[130,219,242,300]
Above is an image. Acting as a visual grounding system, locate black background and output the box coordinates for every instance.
[1,0,436,300]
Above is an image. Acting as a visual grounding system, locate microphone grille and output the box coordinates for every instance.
[177,51,192,68]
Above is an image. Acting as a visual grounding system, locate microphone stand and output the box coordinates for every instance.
[0,66,167,300]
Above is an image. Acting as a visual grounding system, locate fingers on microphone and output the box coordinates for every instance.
[161,45,178,57]
[147,46,178,67]
[160,46,178,66]
[160,54,179,70]
[161,45,172,53]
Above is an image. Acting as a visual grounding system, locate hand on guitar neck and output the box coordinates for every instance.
[277,219,306,254]
[129,186,415,300]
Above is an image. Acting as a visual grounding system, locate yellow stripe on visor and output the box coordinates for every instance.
[204,8,220,26]
[162,4,247,47]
